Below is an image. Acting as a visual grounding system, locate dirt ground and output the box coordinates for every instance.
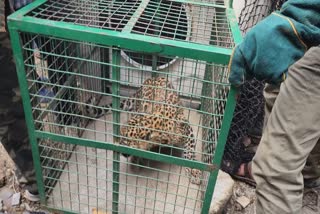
[223,182,256,214]
[223,179,320,214]
[1,143,256,214]
[0,144,51,214]
[1,143,319,214]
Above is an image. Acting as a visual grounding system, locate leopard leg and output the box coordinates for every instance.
[181,123,202,185]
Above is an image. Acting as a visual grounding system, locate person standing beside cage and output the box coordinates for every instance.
[0,0,38,201]
[228,0,320,213]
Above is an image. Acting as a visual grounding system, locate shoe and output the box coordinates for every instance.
[231,162,256,187]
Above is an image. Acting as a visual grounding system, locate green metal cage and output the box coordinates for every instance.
[8,0,241,213]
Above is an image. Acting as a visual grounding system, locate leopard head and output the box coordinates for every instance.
[119,114,168,157]
[119,125,152,157]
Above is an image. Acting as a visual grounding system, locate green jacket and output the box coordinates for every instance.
[229,0,320,86]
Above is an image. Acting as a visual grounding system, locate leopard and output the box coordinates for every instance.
[85,77,202,185]
[85,76,179,117]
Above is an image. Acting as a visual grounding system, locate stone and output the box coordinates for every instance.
[5,169,12,178]
[236,196,251,209]
[14,206,23,212]
[20,203,25,210]
[11,192,21,206]
[23,202,31,211]
[20,202,32,213]
[209,170,235,214]
[0,187,14,201]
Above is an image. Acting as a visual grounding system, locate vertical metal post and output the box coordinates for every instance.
[112,49,121,214]
[229,0,234,8]
[7,28,47,203]
[152,55,158,77]
[101,47,110,93]
[151,0,161,77]
[200,3,220,111]
[200,63,213,112]
[201,6,241,213]
[201,87,238,214]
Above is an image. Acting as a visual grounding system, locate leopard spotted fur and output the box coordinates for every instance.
[86,77,201,184]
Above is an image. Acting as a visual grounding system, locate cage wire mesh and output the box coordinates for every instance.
[10,0,239,213]
[21,32,230,213]
[27,0,233,47]
[40,141,208,214]
[221,0,288,174]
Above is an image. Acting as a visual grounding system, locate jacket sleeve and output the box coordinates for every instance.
[228,0,320,86]
[281,0,320,47]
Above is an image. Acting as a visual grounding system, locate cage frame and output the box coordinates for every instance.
[8,1,242,213]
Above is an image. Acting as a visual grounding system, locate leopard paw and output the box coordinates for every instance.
[185,167,202,185]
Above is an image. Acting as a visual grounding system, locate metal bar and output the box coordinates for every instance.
[200,5,220,110]
[7,27,47,203]
[35,131,215,172]
[172,0,226,8]
[101,47,110,93]
[151,0,161,76]
[229,0,234,8]
[38,75,75,120]
[46,206,78,214]
[8,17,232,64]
[227,8,242,44]
[200,63,213,112]
[201,86,238,213]
[122,0,150,33]
[112,49,121,214]
[201,8,242,213]
[151,55,158,77]
[8,3,242,213]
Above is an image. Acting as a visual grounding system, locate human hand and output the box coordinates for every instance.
[228,12,307,86]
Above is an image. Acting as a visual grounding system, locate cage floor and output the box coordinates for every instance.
[47,151,204,214]
[47,98,207,214]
